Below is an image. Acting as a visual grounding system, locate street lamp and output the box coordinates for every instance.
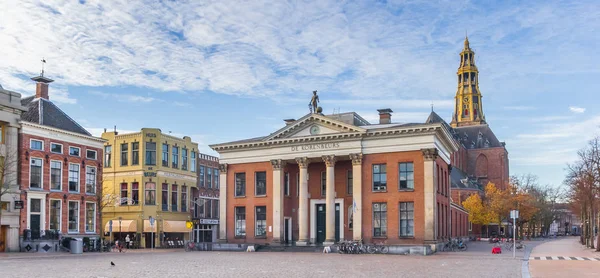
[118,216,123,241]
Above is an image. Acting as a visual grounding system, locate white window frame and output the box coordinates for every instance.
[69,146,81,157]
[86,149,97,160]
[50,160,62,191]
[68,201,79,233]
[68,163,80,192]
[85,202,96,234]
[29,157,43,189]
[85,165,97,194]
[30,139,44,151]
[191,151,196,172]
[49,199,62,232]
[284,172,290,196]
[50,142,63,154]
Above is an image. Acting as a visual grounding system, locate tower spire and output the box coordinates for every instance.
[450,36,485,128]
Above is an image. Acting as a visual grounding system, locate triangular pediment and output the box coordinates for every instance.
[263,113,366,141]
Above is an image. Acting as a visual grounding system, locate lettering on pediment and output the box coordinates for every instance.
[291,143,340,152]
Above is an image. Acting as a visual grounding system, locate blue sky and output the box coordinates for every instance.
[0,0,599,187]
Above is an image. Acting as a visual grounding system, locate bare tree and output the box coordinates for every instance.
[0,148,20,249]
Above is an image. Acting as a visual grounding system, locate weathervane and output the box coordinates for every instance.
[40,57,47,77]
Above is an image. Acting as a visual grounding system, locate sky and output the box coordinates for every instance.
[0,0,599,188]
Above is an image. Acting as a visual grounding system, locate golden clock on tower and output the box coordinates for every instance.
[450,36,486,128]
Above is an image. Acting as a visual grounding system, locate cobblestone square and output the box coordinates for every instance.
[0,244,523,278]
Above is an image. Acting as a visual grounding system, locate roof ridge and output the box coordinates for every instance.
[39,98,92,136]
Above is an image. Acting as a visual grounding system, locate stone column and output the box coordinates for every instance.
[422,148,438,243]
[296,157,310,246]
[350,153,363,241]
[322,155,336,244]
[270,159,285,244]
[218,163,228,242]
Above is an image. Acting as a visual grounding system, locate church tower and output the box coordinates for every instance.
[450,36,486,127]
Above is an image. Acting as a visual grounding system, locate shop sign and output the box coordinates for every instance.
[199,219,219,225]
[291,142,340,152]
[14,201,23,209]
[144,172,157,177]
[146,133,157,137]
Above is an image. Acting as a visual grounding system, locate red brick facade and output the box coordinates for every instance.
[466,147,509,190]
[224,151,465,245]
[18,132,103,238]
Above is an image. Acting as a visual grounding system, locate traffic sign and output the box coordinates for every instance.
[186,221,193,229]
[510,210,519,219]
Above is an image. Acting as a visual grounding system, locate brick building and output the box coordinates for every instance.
[191,153,220,244]
[18,74,105,252]
[210,104,469,252]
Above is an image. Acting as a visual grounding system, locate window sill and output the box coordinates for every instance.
[399,236,415,239]
[255,236,267,239]
[234,236,246,239]
[398,189,415,192]
[372,190,387,193]
[234,196,246,198]
[29,188,43,191]
[68,231,79,234]
[372,236,388,239]
[254,195,267,198]
[50,189,62,192]
[86,192,95,195]
[68,191,80,194]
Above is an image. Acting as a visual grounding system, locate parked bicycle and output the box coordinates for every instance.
[507,240,526,251]
[336,240,367,254]
[367,242,389,254]
[185,241,196,252]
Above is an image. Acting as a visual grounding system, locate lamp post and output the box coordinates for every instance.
[118,216,122,241]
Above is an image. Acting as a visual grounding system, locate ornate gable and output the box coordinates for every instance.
[263,113,366,141]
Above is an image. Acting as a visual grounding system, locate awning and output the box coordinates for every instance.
[105,220,137,233]
[163,220,191,233]
[143,220,157,233]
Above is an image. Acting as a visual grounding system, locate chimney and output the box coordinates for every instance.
[377,108,393,124]
[284,119,296,125]
[30,76,54,100]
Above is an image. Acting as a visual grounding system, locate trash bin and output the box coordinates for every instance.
[70,239,83,254]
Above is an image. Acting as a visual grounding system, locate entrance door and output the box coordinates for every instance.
[284,218,291,244]
[316,204,326,243]
[0,226,7,252]
[316,204,341,243]
[30,215,41,240]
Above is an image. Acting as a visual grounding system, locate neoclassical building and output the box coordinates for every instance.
[211,106,469,248]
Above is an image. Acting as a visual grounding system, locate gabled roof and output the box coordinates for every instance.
[454,124,503,149]
[262,113,367,141]
[450,167,482,190]
[21,96,91,136]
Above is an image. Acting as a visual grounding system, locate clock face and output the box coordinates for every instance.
[463,96,469,103]
[310,125,320,135]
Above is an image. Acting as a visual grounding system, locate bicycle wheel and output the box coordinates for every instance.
[367,245,376,254]
[459,244,467,251]
[381,246,389,254]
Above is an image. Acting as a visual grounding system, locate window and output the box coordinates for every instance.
[30,158,43,188]
[191,151,196,172]
[171,184,178,211]
[207,167,212,188]
[214,168,219,189]
[30,139,43,150]
[162,143,169,167]
[120,183,128,205]
[144,182,155,205]
[235,173,246,197]
[206,199,212,218]
[132,182,139,205]
[104,145,112,167]
[86,150,97,160]
[348,205,353,230]
[399,162,414,190]
[284,172,290,196]
[171,146,178,168]
[131,142,139,165]
[199,166,205,187]
[85,166,96,194]
[347,170,353,195]
[49,200,61,231]
[50,143,62,154]
[235,207,246,237]
[213,200,219,218]
[181,185,187,212]
[320,171,326,196]
[68,201,79,233]
[255,206,267,238]
[0,201,8,212]
[31,199,41,212]
[50,161,62,190]
[120,143,128,166]
[197,198,205,218]
[162,184,168,211]
[372,164,387,191]
[85,203,96,233]
[399,202,414,237]
[372,203,387,237]
[182,148,188,170]
[69,146,80,157]
[68,163,80,192]
[145,142,156,165]
[255,171,266,196]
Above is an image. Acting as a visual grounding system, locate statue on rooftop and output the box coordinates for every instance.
[309,90,320,113]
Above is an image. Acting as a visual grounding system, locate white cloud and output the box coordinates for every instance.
[89,91,158,103]
[504,106,536,111]
[569,106,586,113]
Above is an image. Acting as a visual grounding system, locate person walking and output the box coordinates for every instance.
[125,234,131,249]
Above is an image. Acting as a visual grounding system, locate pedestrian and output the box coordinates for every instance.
[125,234,131,249]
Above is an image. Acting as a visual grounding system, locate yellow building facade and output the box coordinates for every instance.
[101,128,199,248]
